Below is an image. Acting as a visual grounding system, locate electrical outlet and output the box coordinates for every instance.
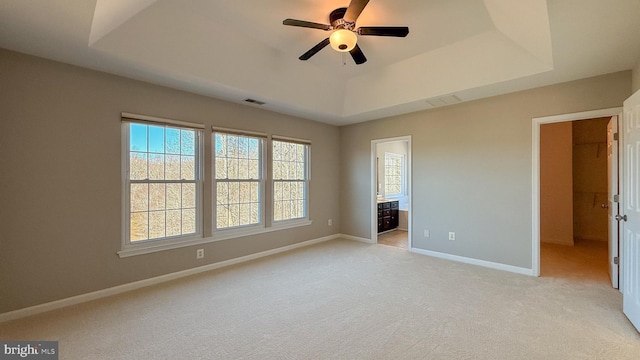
[448,232,455,241]
[196,248,204,259]
[328,219,333,226]
[424,229,430,238]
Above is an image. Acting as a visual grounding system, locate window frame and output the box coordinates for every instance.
[271,138,311,227]
[120,119,314,257]
[119,113,205,257]
[384,152,405,198]
[212,129,267,240]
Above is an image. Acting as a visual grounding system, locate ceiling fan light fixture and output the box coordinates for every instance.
[330,29,357,52]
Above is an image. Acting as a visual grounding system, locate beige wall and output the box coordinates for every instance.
[0,49,340,313]
[572,118,609,242]
[0,45,633,313]
[340,71,631,269]
[540,122,573,245]
[633,58,640,93]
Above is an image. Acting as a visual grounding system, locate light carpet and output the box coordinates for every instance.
[1,239,639,359]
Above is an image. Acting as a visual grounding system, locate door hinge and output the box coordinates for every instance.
[614,257,619,265]
[614,194,620,203]
[614,133,619,141]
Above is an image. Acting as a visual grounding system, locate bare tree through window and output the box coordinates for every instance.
[214,133,262,229]
[128,123,198,242]
[273,140,308,221]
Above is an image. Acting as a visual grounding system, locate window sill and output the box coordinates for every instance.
[118,234,206,258]
[211,219,312,242]
[383,194,404,200]
[271,218,313,231]
[118,220,312,258]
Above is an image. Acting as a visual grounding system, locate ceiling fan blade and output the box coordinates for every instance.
[283,19,331,31]
[299,38,331,60]
[358,26,409,37]
[349,44,367,65]
[344,0,370,23]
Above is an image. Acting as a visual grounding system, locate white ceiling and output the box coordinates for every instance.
[1,0,639,126]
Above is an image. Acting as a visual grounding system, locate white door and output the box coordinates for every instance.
[622,90,640,332]
[607,116,620,289]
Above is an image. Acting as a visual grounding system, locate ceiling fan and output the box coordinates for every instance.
[282,0,409,65]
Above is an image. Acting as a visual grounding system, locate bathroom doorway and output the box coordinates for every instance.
[371,136,412,249]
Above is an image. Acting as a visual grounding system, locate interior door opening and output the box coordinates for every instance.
[533,108,622,289]
[371,136,412,250]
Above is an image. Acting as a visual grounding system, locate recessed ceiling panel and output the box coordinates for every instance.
[89,0,158,45]
[90,0,347,117]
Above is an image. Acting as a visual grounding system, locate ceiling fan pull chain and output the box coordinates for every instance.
[342,53,347,66]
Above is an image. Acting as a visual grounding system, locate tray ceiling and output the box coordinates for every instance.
[1,0,639,125]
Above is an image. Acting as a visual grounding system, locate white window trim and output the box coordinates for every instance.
[118,121,314,258]
[271,138,311,224]
[212,131,267,236]
[119,234,205,258]
[271,218,313,230]
[384,152,405,199]
[210,132,313,240]
[119,114,205,258]
[210,130,312,241]
[209,218,312,242]
[118,218,313,257]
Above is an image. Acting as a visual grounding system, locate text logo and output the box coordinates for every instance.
[1,342,58,359]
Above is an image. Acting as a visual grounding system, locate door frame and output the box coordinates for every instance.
[531,107,622,277]
[371,136,412,247]
[607,116,620,289]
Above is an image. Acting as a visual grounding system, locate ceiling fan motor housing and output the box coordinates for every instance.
[330,8,350,28]
[329,7,357,52]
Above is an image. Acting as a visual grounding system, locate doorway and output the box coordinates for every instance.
[371,136,412,249]
[532,108,622,288]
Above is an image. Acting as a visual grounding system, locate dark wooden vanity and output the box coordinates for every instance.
[377,200,399,233]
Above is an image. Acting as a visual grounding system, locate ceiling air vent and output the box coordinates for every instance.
[244,98,266,106]
[425,94,461,108]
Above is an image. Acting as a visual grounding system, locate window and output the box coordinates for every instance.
[212,132,310,237]
[213,132,264,230]
[273,140,310,222]
[384,153,404,196]
[123,116,203,249]
[122,118,312,256]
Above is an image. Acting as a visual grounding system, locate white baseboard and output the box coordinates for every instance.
[409,247,535,276]
[0,234,339,323]
[340,234,374,244]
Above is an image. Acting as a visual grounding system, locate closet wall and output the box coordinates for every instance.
[540,122,574,245]
[572,118,609,242]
